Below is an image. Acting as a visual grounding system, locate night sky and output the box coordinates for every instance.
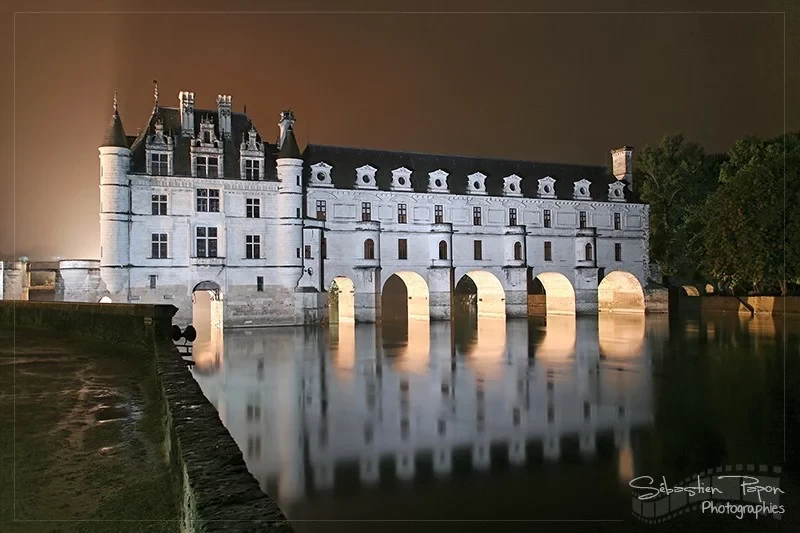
[0,0,797,260]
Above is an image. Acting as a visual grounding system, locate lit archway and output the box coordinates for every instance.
[598,271,645,314]
[381,271,430,323]
[329,277,355,324]
[681,285,700,297]
[454,270,506,319]
[528,271,576,315]
[192,281,224,371]
[98,296,112,304]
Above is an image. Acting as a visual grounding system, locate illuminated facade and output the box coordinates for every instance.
[91,88,659,326]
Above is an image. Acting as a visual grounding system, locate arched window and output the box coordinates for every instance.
[514,242,523,261]
[584,242,593,261]
[364,239,375,260]
[439,240,448,260]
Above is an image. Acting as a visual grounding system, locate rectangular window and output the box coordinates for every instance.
[544,209,552,228]
[151,194,167,215]
[150,153,168,175]
[473,206,482,226]
[296,248,301,258]
[246,235,261,259]
[256,276,264,292]
[196,156,219,178]
[244,159,260,180]
[197,189,220,212]
[149,275,157,289]
[614,212,621,230]
[304,245,312,259]
[544,241,552,261]
[509,208,517,226]
[579,211,587,229]
[434,204,444,224]
[196,227,218,258]
[321,238,327,259]
[361,202,372,222]
[246,198,260,218]
[316,200,327,221]
[151,233,168,259]
[397,204,407,224]
[398,238,408,260]
[474,240,483,260]
[615,243,622,261]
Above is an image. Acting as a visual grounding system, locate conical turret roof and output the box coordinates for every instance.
[278,125,301,159]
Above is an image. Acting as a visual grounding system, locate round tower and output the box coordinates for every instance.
[98,92,131,298]
[275,110,304,279]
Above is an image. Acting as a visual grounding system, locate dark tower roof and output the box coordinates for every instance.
[278,125,301,159]
[102,108,129,148]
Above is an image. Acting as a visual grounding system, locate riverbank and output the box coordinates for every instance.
[0,328,179,532]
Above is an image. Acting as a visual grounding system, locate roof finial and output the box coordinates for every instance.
[113,90,118,113]
[153,79,159,106]
[243,103,247,114]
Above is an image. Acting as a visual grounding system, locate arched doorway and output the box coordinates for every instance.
[192,281,223,331]
[329,277,355,324]
[528,271,576,315]
[381,272,430,323]
[598,271,645,314]
[454,270,506,319]
[192,281,224,371]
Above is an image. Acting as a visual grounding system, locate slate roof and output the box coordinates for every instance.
[128,106,278,180]
[101,109,129,148]
[302,144,639,202]
[278,125,301,159]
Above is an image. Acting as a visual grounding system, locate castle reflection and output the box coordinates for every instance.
[191,315,654,511]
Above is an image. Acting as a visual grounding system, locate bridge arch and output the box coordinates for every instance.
[528,271,576,315]
[329,276,355,324]
[454,270,506,319]
[381,271,430,323]
[598,271,645,314]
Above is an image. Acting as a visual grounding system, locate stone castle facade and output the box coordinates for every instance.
[4,87,663,325]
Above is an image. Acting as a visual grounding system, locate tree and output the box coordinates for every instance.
[634,134,719,283]
[702,133,799,295]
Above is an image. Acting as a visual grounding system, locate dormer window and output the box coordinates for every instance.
[197,156,219,178]
[146,120,173,176]
[150,153,168,175]
[309,162,333,187]
[244,159,260,180]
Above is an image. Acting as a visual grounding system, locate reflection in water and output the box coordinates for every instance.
[190,313,796,525]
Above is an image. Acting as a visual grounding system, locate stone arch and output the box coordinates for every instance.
[454,270,506,319]
[381,271,430,323]
[598,271,645,314]
[329,276,355,324]
[192,280,223,341]
[682,285,700,297]
[528,271,576,316]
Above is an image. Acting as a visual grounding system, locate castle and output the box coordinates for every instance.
[6,86,663,326]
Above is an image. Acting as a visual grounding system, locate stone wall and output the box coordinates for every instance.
[0,301,293,532]
[678,295,800,315]
[0,301,175,349]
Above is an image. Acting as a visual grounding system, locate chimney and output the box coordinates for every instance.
[278,110,296,149]
[178,91,195,136]
[217,94,232,138]
[611,146,634,191]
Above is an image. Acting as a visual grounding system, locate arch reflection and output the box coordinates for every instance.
[192,317,655,510]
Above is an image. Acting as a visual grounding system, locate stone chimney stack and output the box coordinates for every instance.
[178,91,195,136]
[611,146,634,191]
[217,94,232,138]
[278,110,296,149]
